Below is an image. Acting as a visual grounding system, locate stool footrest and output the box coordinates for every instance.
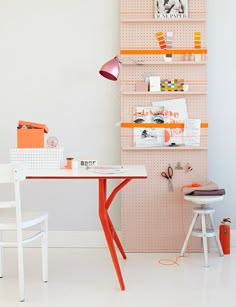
[192,228,216,238]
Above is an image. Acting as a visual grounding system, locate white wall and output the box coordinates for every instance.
[207,0,236,229]
[0,0,121,230]
[0,0,235,232]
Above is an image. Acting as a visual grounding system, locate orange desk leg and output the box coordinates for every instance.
[98,178,131,291]
[107,214,126,259]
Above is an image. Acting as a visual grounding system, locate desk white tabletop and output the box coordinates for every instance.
[25,165,147,179]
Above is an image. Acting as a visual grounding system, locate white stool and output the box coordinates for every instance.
[180,195,224,267]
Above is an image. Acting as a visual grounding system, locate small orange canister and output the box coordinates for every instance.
[66,158,74,169]
[219,218,231,255]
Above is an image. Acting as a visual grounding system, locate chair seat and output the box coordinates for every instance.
[184,195,224,205]
[0,211,48,230]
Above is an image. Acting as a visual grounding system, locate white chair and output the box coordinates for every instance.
[180,195,224,267]
[0,164,48,302]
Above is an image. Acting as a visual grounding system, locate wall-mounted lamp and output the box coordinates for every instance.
[99,56,143,81]
[99,56,120,81]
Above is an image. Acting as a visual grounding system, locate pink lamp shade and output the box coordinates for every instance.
[99,56,120,81]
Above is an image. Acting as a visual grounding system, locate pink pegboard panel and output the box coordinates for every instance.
[120,0,208,252]
[121,150,208,252]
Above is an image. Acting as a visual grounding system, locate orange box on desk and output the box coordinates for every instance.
[17,121,48,148]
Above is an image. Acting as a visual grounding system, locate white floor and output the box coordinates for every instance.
[0,247,236,307]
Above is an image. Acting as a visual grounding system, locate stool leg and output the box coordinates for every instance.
[201,214,209,267]
[180,213,198,256]
[209,213,224,257]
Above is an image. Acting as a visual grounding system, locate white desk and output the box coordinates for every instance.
[26,165,147,290]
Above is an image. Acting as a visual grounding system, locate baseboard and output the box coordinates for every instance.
[3,229,236,249]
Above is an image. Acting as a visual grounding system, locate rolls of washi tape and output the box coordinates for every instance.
[194,32,201,49]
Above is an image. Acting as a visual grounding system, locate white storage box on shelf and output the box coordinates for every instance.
[10,147,64,169]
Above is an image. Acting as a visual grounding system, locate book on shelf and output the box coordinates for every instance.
[154,0,188,19]
[133,106,165,147]
[152,98,188,145]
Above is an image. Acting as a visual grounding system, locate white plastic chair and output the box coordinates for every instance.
[0,164,48,302]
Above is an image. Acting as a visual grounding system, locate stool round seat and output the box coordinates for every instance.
[184,195,224,205]
[181,194,224,267]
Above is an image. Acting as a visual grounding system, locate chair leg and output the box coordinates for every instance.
[42,219,48,283]
[180,212,198,256]
[17,241,25,302]
[209,213,224,257]
[16,222,25,302]
[201,214,209,268]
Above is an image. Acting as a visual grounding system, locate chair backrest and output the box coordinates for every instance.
[0,164,26,209]
[0,164,25,184]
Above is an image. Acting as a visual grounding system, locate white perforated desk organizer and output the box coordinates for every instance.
[10,148,64,169]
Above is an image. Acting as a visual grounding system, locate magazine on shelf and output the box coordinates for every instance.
[133,106,165,147]
[154,0,188,19]
[184,119,201,146]
[152,98,188,145]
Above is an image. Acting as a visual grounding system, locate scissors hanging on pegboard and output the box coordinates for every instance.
[161,165,174,192]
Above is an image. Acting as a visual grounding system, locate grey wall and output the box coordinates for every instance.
[0,0,121,230]
[207,0,235,228]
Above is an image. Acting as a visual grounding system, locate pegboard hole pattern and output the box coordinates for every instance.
[120,0,208,252]
[121,151,208,252]
[121,23,206,50]
[121,64,207,81]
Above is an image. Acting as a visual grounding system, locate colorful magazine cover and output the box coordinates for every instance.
[133,106,165,147]
[152,98,188,145]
